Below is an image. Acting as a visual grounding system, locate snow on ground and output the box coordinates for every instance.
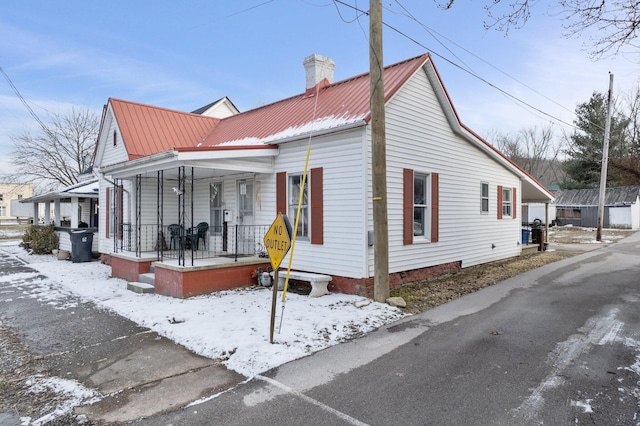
[0,240,406,377]
[21,376,100,426]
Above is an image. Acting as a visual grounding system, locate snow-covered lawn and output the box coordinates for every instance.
[0,240,405,377]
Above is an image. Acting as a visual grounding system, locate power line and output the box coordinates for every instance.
[0,66,59,142]
[332,0,584,132]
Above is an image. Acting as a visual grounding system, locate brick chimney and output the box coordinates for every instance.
[303,54,335,94]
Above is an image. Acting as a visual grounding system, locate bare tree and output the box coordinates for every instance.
[609,82,640,184]
[6,107,99,192]
[437,0,640,58]
[489,124,566,186]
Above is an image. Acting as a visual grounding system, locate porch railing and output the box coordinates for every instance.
[118,223,270,262]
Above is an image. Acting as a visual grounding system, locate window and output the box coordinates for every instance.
[210,182,223,235]
[288,174,309,239]
[113,130,117,146]
[277,169,323,244]
[0,194,3,201]
[413,173,428,237]
[0,206,5,216]
[403,169,439,244]
[17,194,22,200]
[502,188,512,217]
[481,182,489,213]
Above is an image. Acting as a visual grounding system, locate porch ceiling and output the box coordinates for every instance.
[102,148,277,179]
[522,180,554,203]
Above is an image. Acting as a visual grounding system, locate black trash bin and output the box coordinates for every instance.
[531,226,546,251]
[70,230,94,263]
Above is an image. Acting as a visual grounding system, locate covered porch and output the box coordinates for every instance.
[101,145,278,297]
[20,179,100,255]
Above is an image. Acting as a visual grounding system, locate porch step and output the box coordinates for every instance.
[127,281,155,294]
[139,272,156,286]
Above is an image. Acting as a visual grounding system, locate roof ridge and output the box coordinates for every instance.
[228,53,431,119]
[109,97,220,121]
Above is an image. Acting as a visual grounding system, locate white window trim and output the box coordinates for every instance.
[502,187,512,217]
[413,172,431,241]
[481,182,489,214]
[288,173,309,240]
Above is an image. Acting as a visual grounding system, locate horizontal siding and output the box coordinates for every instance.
[98,176,133,254]
[96,109,129,168]
[367,67,522,276]
[267,130,367,278]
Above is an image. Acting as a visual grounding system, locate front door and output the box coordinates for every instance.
[237,179,254,254]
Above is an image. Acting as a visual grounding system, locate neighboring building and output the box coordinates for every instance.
[0,183,33,221]
[92,53,554,298]
[20,179,100,253]
[554,186,640,229]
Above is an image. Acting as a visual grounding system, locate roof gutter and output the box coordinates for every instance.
[98,150,178,176]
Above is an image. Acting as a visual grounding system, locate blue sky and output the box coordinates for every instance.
[1,1,638,180]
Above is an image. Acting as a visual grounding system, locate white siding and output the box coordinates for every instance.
[367,67,522,276]
[609,206,632,229]
[97,176,133,254]
[263,130,368,278]
[94,107,129,169]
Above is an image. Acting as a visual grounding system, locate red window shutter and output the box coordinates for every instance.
[105,187,111,238]
[276,172,286,215]
[431,173,439,242]
[310,167,323,245]
[497,185,503,219]
[512,187,517,219]
[117,184,123,240]
[403,168,413,245]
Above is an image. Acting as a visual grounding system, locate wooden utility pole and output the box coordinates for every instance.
[370,0,389,302]
[597,73,614,242]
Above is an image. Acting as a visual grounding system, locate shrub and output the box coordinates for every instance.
[21,224,59,254]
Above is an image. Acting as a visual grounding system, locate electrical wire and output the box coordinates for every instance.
[331,0,592,132]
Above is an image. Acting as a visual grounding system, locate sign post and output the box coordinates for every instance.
[265,213,292,343]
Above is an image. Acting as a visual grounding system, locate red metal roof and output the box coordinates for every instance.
[202,53,430,146]
[109,98,220,160]
[108,54,430,157]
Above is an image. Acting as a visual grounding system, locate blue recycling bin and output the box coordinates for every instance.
[70,230,94,263]
[521,228,531,245]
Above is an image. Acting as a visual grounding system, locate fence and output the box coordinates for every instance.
[118,223,270,261]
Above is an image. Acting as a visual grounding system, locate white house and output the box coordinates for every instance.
[20,178,100,253]
[92,53,554,298]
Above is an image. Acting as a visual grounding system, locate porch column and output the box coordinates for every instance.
[545,202,549,243]
[44,201,51,224]
[31,202,38,225]
[54,199,61,226]
[71,197,79,228]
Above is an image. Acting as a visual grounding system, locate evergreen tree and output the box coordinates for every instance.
[563,92,630,187]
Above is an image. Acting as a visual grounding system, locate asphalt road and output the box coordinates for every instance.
[137,231,640,426]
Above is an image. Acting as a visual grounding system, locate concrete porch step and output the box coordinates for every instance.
[139,272,155,286]
[127,281,155,294]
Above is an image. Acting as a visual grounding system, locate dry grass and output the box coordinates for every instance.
[391,226,636,314]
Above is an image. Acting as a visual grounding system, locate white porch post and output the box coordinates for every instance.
[54,199,61,226]
[71,197,79,228]
[545,202,550,243]
[44,201,51,224]
[31,202,39,225]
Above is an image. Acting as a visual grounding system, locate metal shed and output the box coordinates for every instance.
[554,186,640,229]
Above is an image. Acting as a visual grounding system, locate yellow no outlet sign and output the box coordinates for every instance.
[263,213,292,270]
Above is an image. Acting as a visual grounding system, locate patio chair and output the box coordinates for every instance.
[188,222,209,250]
[167,224,183,250]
